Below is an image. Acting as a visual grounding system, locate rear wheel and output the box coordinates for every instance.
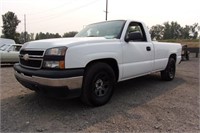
[161,58,176,81]
[81,62,116,106]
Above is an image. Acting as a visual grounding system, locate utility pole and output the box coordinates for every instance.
[198,26,200,47]
[105,0,108,21]
[24,14,26,43]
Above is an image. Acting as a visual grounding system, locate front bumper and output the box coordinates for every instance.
[14,63,84,98]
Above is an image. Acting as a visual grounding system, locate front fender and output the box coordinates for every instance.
[65,43,122,69]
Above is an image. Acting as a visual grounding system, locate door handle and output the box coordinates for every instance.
[146,46,151,51]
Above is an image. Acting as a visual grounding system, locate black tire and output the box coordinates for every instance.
[161,58,176,81]
[81,62,116,106]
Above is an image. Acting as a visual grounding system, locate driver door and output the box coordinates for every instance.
[122,22,154,80]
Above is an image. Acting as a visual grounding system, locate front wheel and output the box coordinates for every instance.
[161,58,176,81]
[81,62,116,106]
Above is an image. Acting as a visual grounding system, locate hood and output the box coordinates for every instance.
[22,37,116,50]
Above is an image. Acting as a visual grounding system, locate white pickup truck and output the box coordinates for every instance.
[14,20,182,106]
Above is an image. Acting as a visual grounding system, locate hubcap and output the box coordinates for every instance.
[93,72,110,97]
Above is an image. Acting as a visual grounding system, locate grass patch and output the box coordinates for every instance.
[159,39,200,47]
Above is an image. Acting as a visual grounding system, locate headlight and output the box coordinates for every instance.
[43,47,67,69]
[43,61,65,69]
[45,47,67,56]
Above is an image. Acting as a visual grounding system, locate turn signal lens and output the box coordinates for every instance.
[59,61,65,69]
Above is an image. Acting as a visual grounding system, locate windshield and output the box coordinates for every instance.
[75,20,126,39]
[0,44,10,51]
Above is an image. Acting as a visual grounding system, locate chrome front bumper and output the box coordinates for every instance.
[15,71,83,90]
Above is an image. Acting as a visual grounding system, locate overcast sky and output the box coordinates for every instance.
[0,0,199,36]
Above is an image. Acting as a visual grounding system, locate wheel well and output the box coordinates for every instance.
[169,54,177,62]
[85,58,119,81]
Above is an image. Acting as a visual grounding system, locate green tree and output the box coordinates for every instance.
[2,11,21,42]
[180,25,190,39]
[18,32,34,44]
[163,21,182,39]
[35,33,39,40]
[189,23,198,39]
[163,22,171,39]
[150,22,199,40]
[30,33,34,41]
[63,31,78,37]
[55,33,61,38]
[35,32,61,40]
[150,24,164,40]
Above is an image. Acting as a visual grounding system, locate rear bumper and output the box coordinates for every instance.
[14,63,84,98]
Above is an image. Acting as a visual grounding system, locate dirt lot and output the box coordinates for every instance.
[0,58,199,132]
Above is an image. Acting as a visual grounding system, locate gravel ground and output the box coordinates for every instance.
[0,58,199,132]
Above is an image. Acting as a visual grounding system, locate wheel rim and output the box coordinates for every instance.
[93,72,111,97]
[169,62,175,78]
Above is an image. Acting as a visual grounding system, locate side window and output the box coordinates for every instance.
[15,46,21,51]
[8,45,21,51]
[125,22,147,42]
[8,46,14,51]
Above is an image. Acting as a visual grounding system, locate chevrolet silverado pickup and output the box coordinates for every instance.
[14,20,182,106]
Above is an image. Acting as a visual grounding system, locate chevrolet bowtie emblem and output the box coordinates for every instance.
[23,54,29,61]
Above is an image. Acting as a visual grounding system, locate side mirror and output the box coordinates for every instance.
[125,32,143,42]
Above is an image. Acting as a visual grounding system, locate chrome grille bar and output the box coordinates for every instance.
[19,49,45,69]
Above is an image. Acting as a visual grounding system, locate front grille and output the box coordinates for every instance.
[20,59,42,68]
[19,49,45,69]
[20,50,44,56]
